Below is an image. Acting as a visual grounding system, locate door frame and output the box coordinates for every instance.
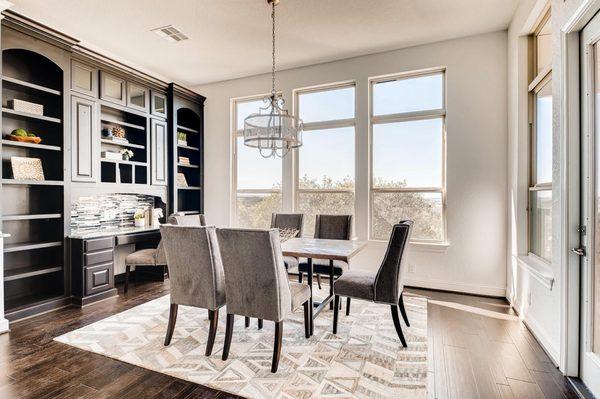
[561,0,600,377]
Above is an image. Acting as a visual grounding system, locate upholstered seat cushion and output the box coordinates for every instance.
[289,282,311,311]
[298,259,348,276]
[126,248,162,266]
[283,256,299,271]
[334,270,376,301]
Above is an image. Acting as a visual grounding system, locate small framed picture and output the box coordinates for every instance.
[11,156,45,181]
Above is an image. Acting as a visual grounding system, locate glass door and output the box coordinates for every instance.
[580,11,600,397]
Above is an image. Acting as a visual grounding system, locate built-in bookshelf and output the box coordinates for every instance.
[99,104,149,185]
[1,48,67,320]
[168,84,205,216]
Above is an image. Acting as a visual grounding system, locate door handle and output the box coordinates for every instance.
[571,247,586,256]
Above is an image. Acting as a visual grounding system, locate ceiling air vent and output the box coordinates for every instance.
[151,25,189,42]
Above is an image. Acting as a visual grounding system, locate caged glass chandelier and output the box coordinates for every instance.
[243,0,303,158]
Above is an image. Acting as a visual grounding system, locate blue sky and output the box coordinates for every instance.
[236,74,445,190]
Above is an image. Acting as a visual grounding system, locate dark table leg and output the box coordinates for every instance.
[307,257,314,336]
[329,259,334,310]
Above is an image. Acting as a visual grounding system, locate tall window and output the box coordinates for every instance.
[232,96,282,228]
[528,10,552,261]
[295,83,356,236]
[369,69,446,242]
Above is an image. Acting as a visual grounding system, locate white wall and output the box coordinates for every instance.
[195,31,508,297]
[506,0,586,367]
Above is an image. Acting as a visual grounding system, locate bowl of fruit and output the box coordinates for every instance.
[6,128,42,144]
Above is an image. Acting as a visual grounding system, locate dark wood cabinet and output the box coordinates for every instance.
[71,95,98,182]
[151,119,168,186]
[85,263,113,296]
[70,237,117,306]
[71,60,98,97]
[100,71,126,105]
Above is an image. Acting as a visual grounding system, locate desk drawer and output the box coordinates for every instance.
[84,237,114,252]
[85,262,114,296]
[84,248,113,266]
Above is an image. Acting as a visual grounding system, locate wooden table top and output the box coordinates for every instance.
[281,237,367,262]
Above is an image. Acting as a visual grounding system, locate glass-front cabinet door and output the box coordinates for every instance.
[127,82,149,112]
[100,72,126,105]
[151,91,167,118]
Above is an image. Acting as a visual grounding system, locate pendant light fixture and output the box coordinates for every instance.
[243,0,303,158]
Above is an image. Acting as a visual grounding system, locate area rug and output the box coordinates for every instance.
[55,289,428,398]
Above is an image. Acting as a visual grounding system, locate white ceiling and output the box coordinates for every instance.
[9,0,519,86]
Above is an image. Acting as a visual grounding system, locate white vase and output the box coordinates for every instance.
[134,219,145,227]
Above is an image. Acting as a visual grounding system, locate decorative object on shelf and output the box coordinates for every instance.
[151,208,163,227]
[243,0,303,158]
[120,149,134,161]
[6,128,42,144]
[101,127,113,138]
[178,156,190,165]
[11,156,44,181]
[177,172,188,187]
[177,132,187,146]
[112,126,126,139]
[8,99,44,116]
[101,151,122,160]
[134,209,146,227]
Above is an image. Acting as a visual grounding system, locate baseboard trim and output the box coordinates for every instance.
[0,318,9,334]
[404,277,506,297]
[507,298,561,365]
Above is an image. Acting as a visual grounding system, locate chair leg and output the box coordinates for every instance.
[165,265,169,279]
[205,309,218,356]
[399,293,410,327]
[222,314,235,360]
[164,304,178,346]
[272,321,283,373]
[124,265,131,293]
[391,305,407,347]
[346,297,351,316]
[298,272,303,283]
[303,302,310,339]
[245,316,250,328]
[333,295,340,334]
[316,273,322,289]
[258,319,263,329]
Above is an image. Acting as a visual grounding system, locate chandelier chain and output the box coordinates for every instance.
[271,1,276,97]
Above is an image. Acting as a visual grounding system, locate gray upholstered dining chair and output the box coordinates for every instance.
[332,220,413,347]
[160,224,226,356]
[216,228,311,373]
[298,214,353,311]
[123,213,207,293]
[270,213,304,272]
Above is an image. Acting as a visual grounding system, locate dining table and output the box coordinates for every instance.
[281,237,367,335]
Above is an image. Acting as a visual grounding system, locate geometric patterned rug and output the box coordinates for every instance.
[55,289,428,398]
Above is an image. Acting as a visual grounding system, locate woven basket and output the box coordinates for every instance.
[8,99,44,116]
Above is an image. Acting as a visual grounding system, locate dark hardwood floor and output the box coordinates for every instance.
[0,280,581,399]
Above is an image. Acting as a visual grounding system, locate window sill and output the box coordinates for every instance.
[517,254,555,290]
[367,240,450,253]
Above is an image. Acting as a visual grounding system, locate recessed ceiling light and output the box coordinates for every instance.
[151,25,189,42]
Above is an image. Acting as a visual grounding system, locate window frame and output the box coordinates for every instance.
[230,93,283,226]
[368,67,448,243]
[527,8,552,261]
[292,81,357,233]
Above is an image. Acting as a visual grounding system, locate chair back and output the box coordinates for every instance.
[271,213,304,237]
[314,214,352,240]
[216,228,291,322]
[373,220,413,304]
[160,225,225,310]
[168,213,207,226]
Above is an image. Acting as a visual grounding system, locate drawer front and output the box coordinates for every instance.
[85,263,114,296]
[84,237,114,252]
[84,248,113,266]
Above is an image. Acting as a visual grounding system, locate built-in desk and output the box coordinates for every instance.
[69,226,161,306]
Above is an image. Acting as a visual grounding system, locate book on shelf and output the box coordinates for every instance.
[106,136,129,144]
[177,173,188,187]
[178,156,190,165]
[101,151,122,160]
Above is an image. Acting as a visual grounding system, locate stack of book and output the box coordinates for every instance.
[101,151,121,160]
[106,136,129,144]
[178,156,190,165]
